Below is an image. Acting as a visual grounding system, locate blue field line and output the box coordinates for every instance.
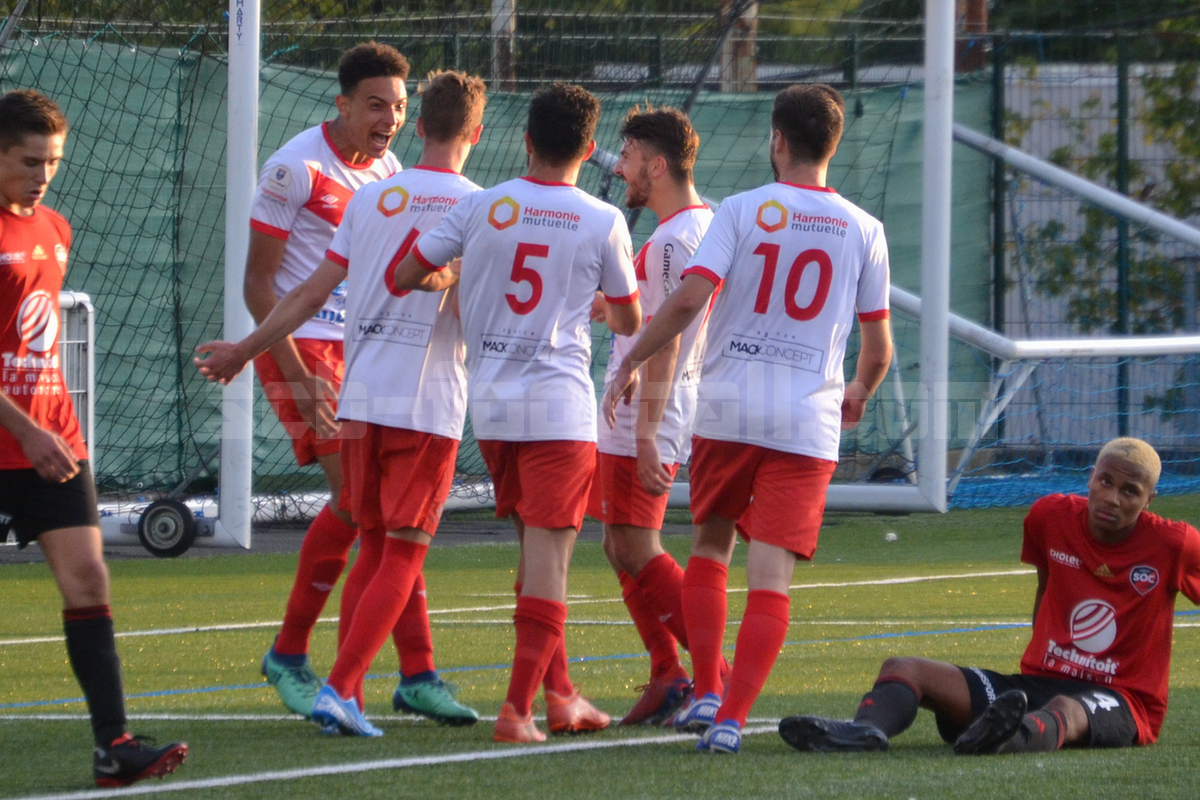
[4,610,1196,712]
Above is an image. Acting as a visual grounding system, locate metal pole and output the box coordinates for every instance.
[991,35,1007,440]
[1116,35,1130,436]
[919,0,955,512]
[218,0,259,549]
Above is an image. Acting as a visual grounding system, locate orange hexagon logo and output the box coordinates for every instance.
[488,197,520,230]
[756,200,787,233]
[377,186,410,217]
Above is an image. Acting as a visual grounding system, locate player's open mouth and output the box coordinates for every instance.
[370,132,392,150]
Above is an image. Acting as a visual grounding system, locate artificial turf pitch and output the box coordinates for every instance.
[2,500,1199,799]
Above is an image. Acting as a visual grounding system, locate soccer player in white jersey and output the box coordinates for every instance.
[197,71,487,735]
[604,84,894,754]
[393,83,642,743]
[234,43,470,725]
[586,106,716,725]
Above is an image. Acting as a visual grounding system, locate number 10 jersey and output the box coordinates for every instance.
[681,181,890,462]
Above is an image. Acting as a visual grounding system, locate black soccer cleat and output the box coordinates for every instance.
[93,733,188,788]
[778,716,889,752]
[953,690,1028,755]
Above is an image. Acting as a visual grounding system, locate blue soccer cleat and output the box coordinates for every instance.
[672,692,721,733]
[697,720,742,754]
[311,685,384,737]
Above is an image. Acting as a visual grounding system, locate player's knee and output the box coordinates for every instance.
[877,656,921,681]
[61,557,110,606]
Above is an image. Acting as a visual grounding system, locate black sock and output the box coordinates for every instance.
[998,710,1065,754]
[63,606,127,747]
[853,678,920,736]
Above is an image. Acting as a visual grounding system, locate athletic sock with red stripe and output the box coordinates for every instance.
[508,596,568,716]
[853,677,921,736]
[63,605,127,746]
[716,590,790,726]
[275,504,358,656]
[634,553,690,651]
[327,537,428,698]
[998,710,1066,753]
[681,556,728,698]
[618,570,684,680]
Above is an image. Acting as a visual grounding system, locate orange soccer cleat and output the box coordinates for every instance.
[545,690,611,734]
[493,702,547,743]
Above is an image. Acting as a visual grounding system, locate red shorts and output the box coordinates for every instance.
[253,338,344,466]
[477,439,596,530]
[338,420,459,536]
[689,436,837,559]
[586,452,679,530]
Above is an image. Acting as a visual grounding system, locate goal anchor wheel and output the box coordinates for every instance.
[137,499,197,557]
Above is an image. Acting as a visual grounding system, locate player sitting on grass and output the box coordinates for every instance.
[393,83,642,742]
[0,89,187,787]
[196,70,488,735]
[604,83,893,755]
[241,43,465,724]
[779,437,1200,756]
[588,105,717,726]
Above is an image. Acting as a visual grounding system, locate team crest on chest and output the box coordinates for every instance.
[1129,565,1159,596]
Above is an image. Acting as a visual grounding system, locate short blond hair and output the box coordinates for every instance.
[1097,437,1161,488]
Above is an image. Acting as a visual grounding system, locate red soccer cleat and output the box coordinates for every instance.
[546,690,611,734]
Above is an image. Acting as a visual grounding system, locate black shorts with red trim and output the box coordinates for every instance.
[942,667,1138,748]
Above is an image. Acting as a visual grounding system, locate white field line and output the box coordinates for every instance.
[0,569,1036,647]
[11,725,778,800]
[0,712,782,724]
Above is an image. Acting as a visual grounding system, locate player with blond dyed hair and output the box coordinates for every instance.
[780,437,1200,756]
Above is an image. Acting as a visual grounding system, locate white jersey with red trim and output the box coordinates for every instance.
[414,177,639,442]
[325,166,480,440]
[599,204,713,463]
[250,123,401,341]
[681,181,890,461]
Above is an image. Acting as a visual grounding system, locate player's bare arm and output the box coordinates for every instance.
[241,230,340,435]
[0,390,80,483]
[840,317,893,430]
[634,335,680,495]
[197,259,348,385]
[390,249,460,293]
[603,273,713,427]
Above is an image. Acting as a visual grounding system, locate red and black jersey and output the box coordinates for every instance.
[1020,493,1200,743]
[0,205,86,469]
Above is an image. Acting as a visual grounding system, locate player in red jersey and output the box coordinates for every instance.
[587,106,716,725]
[603,84,894,754]
[198,71,488,733]
[243,43,462,723]
[779,437,1200,755]
[0,90,188,787]
[393,83,642,742]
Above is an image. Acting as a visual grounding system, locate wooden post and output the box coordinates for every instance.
[720,0,757,93]
[492,0,516,92]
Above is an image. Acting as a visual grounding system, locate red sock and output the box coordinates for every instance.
[634,553,690,651]
[619,571,684,680]
[327,538,429,698]
[274,505,358,656]
[507,596,567,716]
[394,572,436,677]
[716,590,790,727]
[516,582,573,696]
[338,524,386,652]
[681,556,728,698]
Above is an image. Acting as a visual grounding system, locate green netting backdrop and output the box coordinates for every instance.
[0,7,993,504]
